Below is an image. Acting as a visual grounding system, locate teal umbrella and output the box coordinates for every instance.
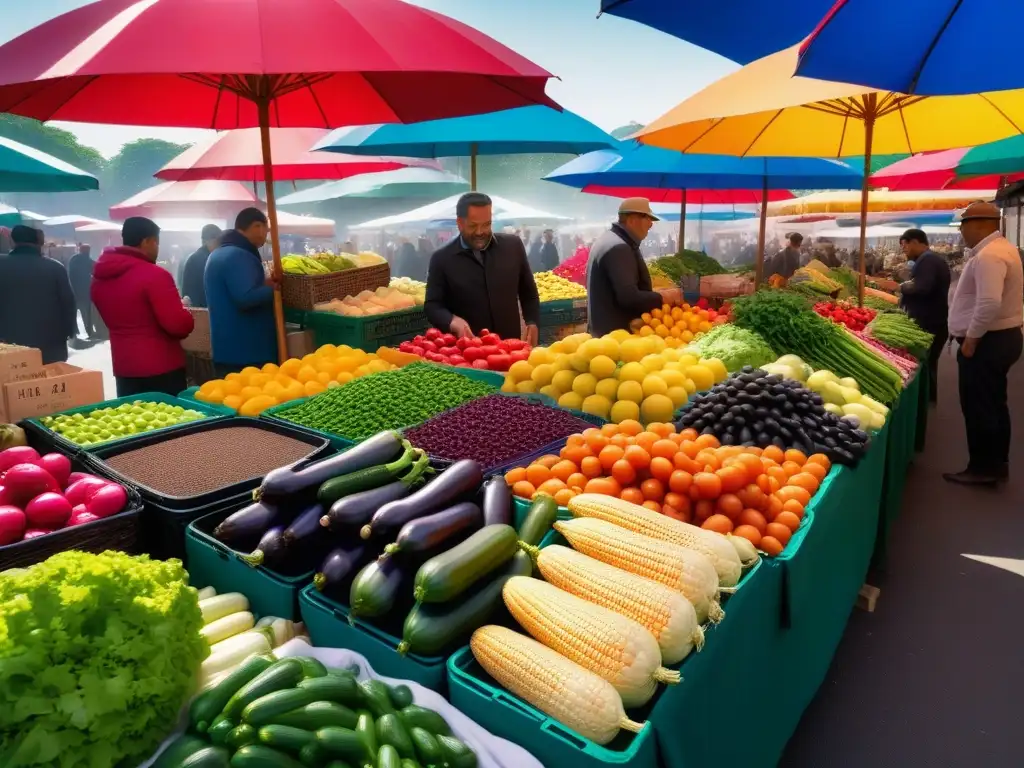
[277,167,469,205]
[954,135,1024,179]
[0,136,98,192]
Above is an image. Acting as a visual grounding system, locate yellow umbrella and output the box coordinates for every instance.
[636,43,1024,298]
[768,188,996,216]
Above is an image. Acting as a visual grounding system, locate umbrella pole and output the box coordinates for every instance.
[857,112,875,308]
[470,143,478,191]
[257,99,289,364]
[755,177,768,286]
[678,189,687,249]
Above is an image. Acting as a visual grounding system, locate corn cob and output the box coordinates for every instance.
[568,493,747,586]
[536,545,703,665]
[553,518,723,623]
[470,625,646,745]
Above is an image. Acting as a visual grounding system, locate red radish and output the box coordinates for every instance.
[86,484,128,518]
[0,506,26,545]
[0,485,14,507]
[67,471,93,486]
[65,477,108,506]
[25,493,73,529]
[0,446,40,475]
[3,464,59,506]
[68,509,100,527]
[22,529,51,540]
[38,454,72,489]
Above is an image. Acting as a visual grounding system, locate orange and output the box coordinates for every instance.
[611,459,637,486]
[634,431,660,454]
[553,488,576,506]
[525,464,551,487]
[640,478,665,502]
[669,470,693,494]
[651,439,680,460]
[537,454,561,468]
[761,445,785,464]
[692,472,722,500]
[598,444,626,471]
[618,419,645,436]
[783,449,808,465]
[775,510,802,532]
[693,433,721,451]
[566,472,588,491]
[512,480,536,499]
[584,477,622,496]
[648,422,676,438]
[623,445,652,470]
[781,460,803,477]
[580,455,604,478]
[536,478,568,497]
[505,467,527,485]
[801,462,828,482]
[620,487,645,505]
[805,453,832,471]
[787,472,820,494]
[550,460,578,482]
[649,456,675,482]
[585,431,610,452]
[776,485,812,507]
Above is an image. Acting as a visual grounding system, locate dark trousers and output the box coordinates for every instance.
[925,327,947,403]
[74,293,95,337]
[957,327,1023,474]
[115,367,187,398]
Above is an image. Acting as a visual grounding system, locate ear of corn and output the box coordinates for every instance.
[536,545,703,665]
[470,625,646,745]
[568,493,747,587]
[554,517,723,624]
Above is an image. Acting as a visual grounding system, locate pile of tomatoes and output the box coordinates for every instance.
[504,419,831,556]
[813,301,877,332]
[398,328,530,372]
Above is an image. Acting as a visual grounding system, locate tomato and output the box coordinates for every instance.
[478,345,500,357]
[509,349,530,363]
[398,341,414,352]
[486,354,512,371]
[463,347,484,362]
[425,328,442,340]
[438,346,459,357]
[466,337,483,347]
[420,339,439,352]
[455,337,470,351]
[692,472,722,500]
[442,333,457,346]
[448,355,466,366]
[471,359,490,369]
[505,339,526,350]
[425,352,444,362]
[481,333,501,346]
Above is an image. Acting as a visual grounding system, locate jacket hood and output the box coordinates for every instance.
[218,229,262,258]
[94,246,152,280]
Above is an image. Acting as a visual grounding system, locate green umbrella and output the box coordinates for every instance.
[277,167,468,205]
[956,135,1024,179]
[0,135,99,192]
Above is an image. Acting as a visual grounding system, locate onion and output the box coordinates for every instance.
[86,484,129,519]
[64,477,108,506]
[0,505,26,545]
[25,492,73,529]
[38,454,72,489]
[0,446,40,475]
[3,464,59,507]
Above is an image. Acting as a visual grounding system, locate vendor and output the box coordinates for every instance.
[898,228,951,404]
[424,192,540,345]
[587,198,679,336]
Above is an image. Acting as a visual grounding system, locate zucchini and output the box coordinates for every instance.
[223,658,305,721]
[227,724,259,750]
[436,735,477,768]
[300,743,330,767]
[153,734,208,768]
[181,746,231,768]
[375,714,414,759]
[271,701,359,731]
[231,744,306,768]
[376,745,402,768]
[349,557,409,619]
[297,674,363,708]
[357,681,395,718]
[387,684,413,710]
[259,725,318,754]
[244,689,321,727]
[480,476,513,526]
[355,710,378,755]
[409,728,442,767]
[316,727,373,764]
[518,495,558,546]
[295,657,329,679]
[324,763,353,768]
[318,445,417,506]
[399,550,532,656]
[412,524,518,603]
[208,718,236,746]
[400,761,421,768]
[189,653,275,732]
[397,706,451,737]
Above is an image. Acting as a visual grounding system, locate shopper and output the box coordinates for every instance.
[67,243,97,339]
[0,225,77,363]
[179,224,222,308]
[206,207,277,376]
[768,233,803,280]
[945,201,1024,486]
[425,192,539,345]
[898,228,951,404]
[587,198,678,336]
[538,229,560,271]
[91,217,195,397]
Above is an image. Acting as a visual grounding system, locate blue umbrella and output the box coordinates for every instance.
[315,106,618,189]
[795,0,1024,95]
[277,168,469,205]
[0,135,99,192]
[598,0,834,65]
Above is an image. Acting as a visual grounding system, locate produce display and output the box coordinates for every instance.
[101,425,319,496]
[630,301,724,347]
[646,261,678,289]
[0,551,206,768]
[398,327,531,372]
[867,311,934,358]
[38,400,207,447]
[345,251,388,268]
[551,248,589,285]
[813,300,877,331]
[650,250,726,280]
[282,253,356,275]
[848,330,919,383]
[389,276,427,304]
[404,393,596,470]
[787,267,842,298]
[194,345,399,415]
[315,286,421,317]
[534,270,588,301]
[682,324,777,372]
[863,294,902,313]
[274,363,496,441]
[0,445,131,543]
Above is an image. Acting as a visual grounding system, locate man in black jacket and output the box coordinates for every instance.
[67,243,96,339]
[587,198,679,336]
[899,228,951,403]
[179,224,222,308]
[425,192,539,344]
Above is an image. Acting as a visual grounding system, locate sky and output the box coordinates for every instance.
[5,0,738,158]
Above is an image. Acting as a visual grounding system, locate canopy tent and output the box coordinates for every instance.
[79,211,334,238]
[813,225,914,239]
[43,214,108,228]
[767,189,996,216]
[350,193,568,230]
[278,168,469,205]
[17,210,48,222]
[110,180,258,221]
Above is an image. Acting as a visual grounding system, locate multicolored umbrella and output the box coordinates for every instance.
[871,145,1024,191]
[277,168,469,205]
[0,135,98,192]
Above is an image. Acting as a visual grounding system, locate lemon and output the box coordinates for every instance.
[222,394,244,411]
[619,361,647,383]
[222,379,242,396]
[568,352,591,373]
[639,354,664,373]
[660,369,687,388]
[296,365,318,384]
[608,329,632,343]
[581,394,612,419]
[619,338,647,363]
[239,385,263,400]
[540,385,561,400]
[531,364,555,387]
[683,377,697,395]
[551,369,577,393]
[558,336,581,354]
[528,348,551,366]
[589,354,617,379]
[501,379,517,393]
[550,357,571,373]
[572,373,598,398]
[578,338,605,360]
[595,377,620,400]
[239,395,278,417]
[240,366,261,377]
[316,343,338,356]
[641,374,669,398]
[640,394,675,424]
[609,399,641,423]
[262,362,280,374]
[509,360,533,382]
[598,336,621,360]
[646,335,667,354]
[685,364,715,392]
[516,380,538,394]
[677,353,699,368]
[558,391,584,410]
[548,341,567,355]
[616,379,644,404]
[304,381,326,396]
[702,357,729,382]
[667,386,689,409]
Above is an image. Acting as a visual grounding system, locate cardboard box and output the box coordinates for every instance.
[0,345,44,387]
[1,363,105,423]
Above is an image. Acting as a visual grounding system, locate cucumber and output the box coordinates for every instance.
[297,674,363,708]
[357,681,395,718]
[409,728,442,766]
[227,724,259,750]
[190,653,275,732]
[518,495,558,546]
[376,745,402,768]
[412,524,518,603]
[244,689,322,727]
[324,762,353,768]
[399,550,533,656]
[259,725,317,755]
[400,761,421,768]
[223,658,305,721]
[208,718,236,746]
[299,742,329,768]
[182,746,231,768]
[271,701,359,731]
[437,735,477,768]
[153,734,208,768]
[397,706,451,737]
[316,727,373,764]
[375,714,414,760]
[294,657,329,679]
[231,744,306,768]
[386,684,413,710]
[355,710,378,756]
[349,557,409,619]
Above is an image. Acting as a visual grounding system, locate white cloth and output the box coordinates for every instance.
[948,231,1024,338]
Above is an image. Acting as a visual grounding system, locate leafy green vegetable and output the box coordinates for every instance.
[867,313,934,358]
[0,551,207,768]
[650,250,725,282]
[827,266,859,297]
[863,296,903,313]
[684,324,777,372]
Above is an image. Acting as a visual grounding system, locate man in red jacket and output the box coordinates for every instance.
[92,217,195,397]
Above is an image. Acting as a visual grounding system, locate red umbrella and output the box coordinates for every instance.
[109,180,258,220]
[0,0,557,360]
[156,128,441,183]
[582,185,795,205]
[870,148,1024,191]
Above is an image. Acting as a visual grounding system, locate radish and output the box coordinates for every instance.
[25,493,73,529]
[38,454,72,489]
[3,464,59,506]
[0,485,14,507]
[67,471,93,486]
[22,529,51,540]
[86,484,128,519]
[0,506,26,545]
[65,477,107,506]
[0,446,39,475]
[68,509,100,527]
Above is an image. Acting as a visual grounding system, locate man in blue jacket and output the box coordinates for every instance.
[205,208,278,376]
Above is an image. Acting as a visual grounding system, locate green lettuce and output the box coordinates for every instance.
[685,324,777,372]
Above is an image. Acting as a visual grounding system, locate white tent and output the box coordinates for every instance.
[349,193,569,230]
[45,214,108,227]
[77,211,335,238]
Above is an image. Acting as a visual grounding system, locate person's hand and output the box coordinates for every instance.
[961,336,978,358]
[450,316,472,339]
[658,287,681,305]
[265,272,282,288]
[524,323,539,347]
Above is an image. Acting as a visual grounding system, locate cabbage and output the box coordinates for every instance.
[684,325,776,372]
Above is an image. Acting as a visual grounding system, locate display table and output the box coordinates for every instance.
[915,362,931,452]
[875,370,922,566]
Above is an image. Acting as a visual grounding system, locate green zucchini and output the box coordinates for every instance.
[399,761,421,768]
[153,734,208,768]
[386,684,413,710]
[181,745,231,768]
[316,727,373,764]
[409,727,442,766]
[318,447,416,506]
[399,550,533,656]
[355,710,378,756]
[357,681,395,718]
[436,735,477,768]
[271,701,359,731]
[259,725,318,754]
[298,742,329,767]
[517,495,558,547]
[294,657,329,679]
[397,705,451,737]
[244,689,320,726]
[349,557,409,619]
[223,658,305,721]
[227,724,259,750]
[412,524,518,603]
[375,714,415,760]
[231,744,306,768]
[376,745,402,768]
[296,674,363,707]
[208,718,236,746]
[323,762,353,768]
[190,653,275,732]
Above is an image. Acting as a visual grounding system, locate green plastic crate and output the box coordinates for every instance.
[305,308,429,352]
[186,506,312,620]
[538,299,588,328]
[299,585,448,693]
[178,386,238,415]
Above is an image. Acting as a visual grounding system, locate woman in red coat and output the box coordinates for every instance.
[92,217,195,397]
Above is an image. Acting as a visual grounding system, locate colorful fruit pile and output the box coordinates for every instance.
[552,247,589,285]
[535,271,588,301]
[630,302,725,348]
[398,328,530,372]
[503,420,827,556]
[813,300,877,331]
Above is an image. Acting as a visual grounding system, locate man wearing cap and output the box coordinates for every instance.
[945,201,1024,486]
[179,224,222,308]
[587,198,679,336]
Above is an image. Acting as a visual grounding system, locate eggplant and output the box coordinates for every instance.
[213,501,280,547]
[256,431,404,500]
[381,502,482,559]
[360,460,483,540]
[317,443,419,506]
[320,480,415,532]
[282,503,326,547]
[313,542,370,594]
[240,526,287,568]
[349,556,409,619]
[479,477,512,527]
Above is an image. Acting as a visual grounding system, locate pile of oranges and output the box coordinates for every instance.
[629,303,726,347]
[503,419,830,556]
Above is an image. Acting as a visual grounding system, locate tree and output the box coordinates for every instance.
[100,138,191,205]
[0,114,106,174]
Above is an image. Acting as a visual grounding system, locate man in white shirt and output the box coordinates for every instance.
[944,201,1024,486]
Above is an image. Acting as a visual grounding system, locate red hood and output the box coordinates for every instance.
[93,246,153,280]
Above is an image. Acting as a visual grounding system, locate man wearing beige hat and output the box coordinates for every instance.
[587,198,680,336]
